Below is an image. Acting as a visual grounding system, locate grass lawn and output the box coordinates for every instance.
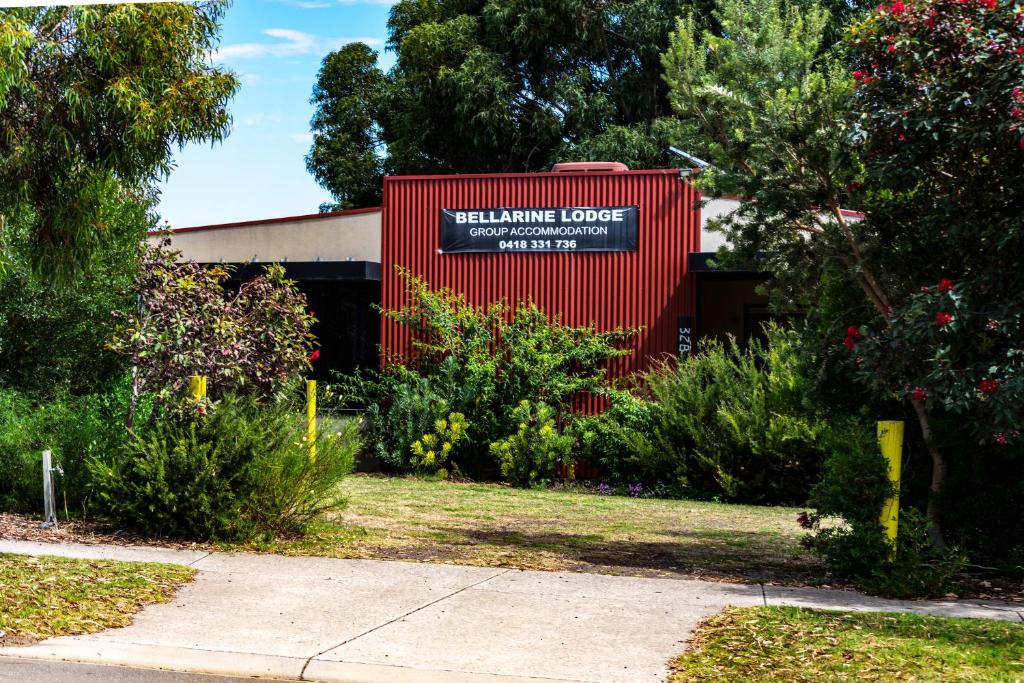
[670,606,1024,682]
[0,554,194,646]
[247,474,822,584]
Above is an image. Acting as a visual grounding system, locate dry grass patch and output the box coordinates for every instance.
[0,554,194,646]
[247,474,822,584]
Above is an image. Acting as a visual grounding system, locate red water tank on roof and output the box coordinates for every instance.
[380,169,700,410]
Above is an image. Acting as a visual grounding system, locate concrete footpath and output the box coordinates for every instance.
[0,540,1021,683]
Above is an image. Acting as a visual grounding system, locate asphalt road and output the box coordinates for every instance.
[0,659,296,682]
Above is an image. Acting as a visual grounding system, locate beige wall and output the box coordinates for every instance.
[152,210,382,263]
[699,197,741,253]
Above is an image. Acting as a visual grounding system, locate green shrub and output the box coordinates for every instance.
[353,370,451,471]
[89,394,356,541]
[338,270,637,478]
[805,429,966,598]
[0,384,137,515]
[808,509,966,599]
[490,400,574,486]
[574,388,655,483]
[578,325,831,504]
[0,389,48,512]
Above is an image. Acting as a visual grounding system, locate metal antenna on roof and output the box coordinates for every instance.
[668,147,714,170]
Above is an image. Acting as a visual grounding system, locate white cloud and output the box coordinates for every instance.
[290,132,314,144]
[242,112,286,127]
[216,28,383,61]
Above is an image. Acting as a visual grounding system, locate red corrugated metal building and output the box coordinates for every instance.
[380,167,701,390]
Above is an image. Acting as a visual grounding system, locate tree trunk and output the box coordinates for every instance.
[910,397,948,549]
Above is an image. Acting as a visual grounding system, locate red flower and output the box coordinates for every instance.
[309,349,321,363]
[1012,106,1024,119]
[935,311,954,326]
[1014,87,1024,102]
[982,0,997,9]
[937,278,954,293]
[911,387,928,402]
[888,43,897,53]
[890,0,906,13]
[994,432,1009,446]
[843,336,856,352]
[847,325,861,337]
[853,70,865,81]
[979,378,1000,395]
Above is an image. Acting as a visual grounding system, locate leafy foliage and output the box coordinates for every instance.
[306,42,388,210]
[662,0,858,308]
[662,0,1024,549]
[0,383,140,514]
[89,394,357,541]
[337,269,637,478]
[579,325,841,505]
[490,400,574,486]
[0,186,152,397]
[108,239,316,415]
[840,0,1024,448]
[0,3,237,280]
[306,0,709,206]
[410,411,468,476]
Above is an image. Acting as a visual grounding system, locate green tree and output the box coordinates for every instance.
[306,43,388,210]
[308,0,710,207]
[842,0,1023,541]
[0,3,238,281]
[0,182,154,397]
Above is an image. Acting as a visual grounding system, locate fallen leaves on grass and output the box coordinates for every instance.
[670,606,1024,682]
[0,554,194,645]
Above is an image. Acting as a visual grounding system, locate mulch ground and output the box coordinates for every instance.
[0,513,209,552]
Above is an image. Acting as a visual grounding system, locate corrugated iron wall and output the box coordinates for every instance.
[381,169,700,407]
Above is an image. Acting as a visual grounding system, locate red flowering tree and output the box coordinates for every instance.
[109,240,317,425]
[663,0,1022,547]
[842,0,1024,543]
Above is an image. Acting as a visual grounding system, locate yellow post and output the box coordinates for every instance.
[877,420,904,559]
[306,379,317,462]
[189,375,207,401]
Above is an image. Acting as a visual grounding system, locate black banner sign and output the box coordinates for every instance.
[440,206,638,253]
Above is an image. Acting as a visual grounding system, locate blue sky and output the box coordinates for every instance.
[155,0,396,229]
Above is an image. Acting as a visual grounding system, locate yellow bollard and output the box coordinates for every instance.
[306,379,317,462]
[189,375,207,401]
[877,420,904,559]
